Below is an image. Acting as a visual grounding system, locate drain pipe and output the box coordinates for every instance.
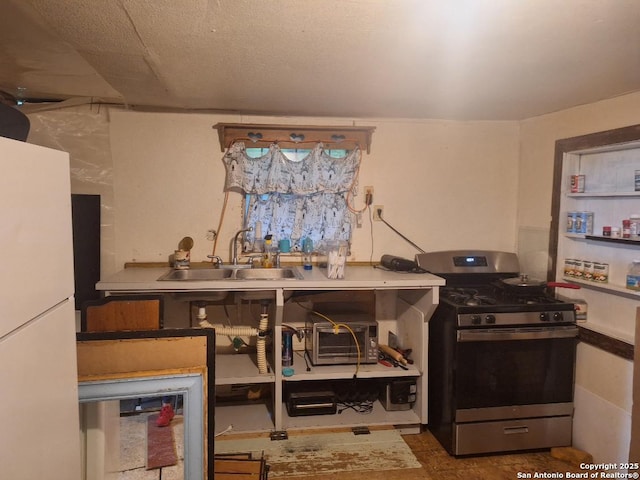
[197,305,270,374]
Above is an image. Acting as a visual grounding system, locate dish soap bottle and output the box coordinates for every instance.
[262,235,274,268]
[626,260,640,291]
[302,237,313,270]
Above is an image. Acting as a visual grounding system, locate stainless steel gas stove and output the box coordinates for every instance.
[417,250,578,456]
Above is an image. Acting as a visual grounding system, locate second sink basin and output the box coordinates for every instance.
[234,268,303,280]
[158,269,233,281]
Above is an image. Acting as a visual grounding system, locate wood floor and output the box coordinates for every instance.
[276,429,587,480]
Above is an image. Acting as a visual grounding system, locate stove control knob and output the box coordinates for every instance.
[471,315,482,325]
[485,314,496,324]
[553,312,564,322]
[540,312,550,321]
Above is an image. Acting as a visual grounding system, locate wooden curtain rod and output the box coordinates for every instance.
[226,136,362,149]
[213,123,376,153]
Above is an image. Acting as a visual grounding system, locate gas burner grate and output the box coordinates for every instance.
[442,288,498,306]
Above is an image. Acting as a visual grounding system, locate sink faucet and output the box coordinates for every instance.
[207,255,223,267]
[232,227,253,265]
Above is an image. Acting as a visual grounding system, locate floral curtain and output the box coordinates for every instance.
[223,141,361,251]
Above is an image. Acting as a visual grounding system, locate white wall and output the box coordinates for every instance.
[107,110,520,272]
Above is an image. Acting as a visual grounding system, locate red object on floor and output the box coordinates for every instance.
[156,404,175,427]
[147,413,178,470]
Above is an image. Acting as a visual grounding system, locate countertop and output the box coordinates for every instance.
[96,265,445,293]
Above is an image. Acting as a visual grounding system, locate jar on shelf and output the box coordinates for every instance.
[630,215,640,238]
[626,260,640,291]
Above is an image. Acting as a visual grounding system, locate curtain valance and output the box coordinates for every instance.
[223,142,361,195]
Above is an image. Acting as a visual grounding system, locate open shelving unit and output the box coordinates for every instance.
[550,125,640,344]
[211,286,437,436]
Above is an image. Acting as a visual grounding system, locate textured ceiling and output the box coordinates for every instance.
[0,0,639,120]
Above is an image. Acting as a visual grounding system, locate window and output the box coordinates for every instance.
[223,142,361,252]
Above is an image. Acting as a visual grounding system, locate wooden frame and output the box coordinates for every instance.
[213,122,376,153]
[80,294,164,332]
[76,328,215,480]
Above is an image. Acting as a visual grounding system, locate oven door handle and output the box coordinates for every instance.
[457,326,579,342]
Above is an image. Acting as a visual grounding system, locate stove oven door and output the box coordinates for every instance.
[453,326,578,455]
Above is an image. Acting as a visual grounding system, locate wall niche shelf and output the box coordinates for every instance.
[561,277,640,300]
[567,192,640,198]
[584,235,640,246]
[550,123,640,346]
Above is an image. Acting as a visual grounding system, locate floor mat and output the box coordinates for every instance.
[215,429,421,477]
[146,414,178,470]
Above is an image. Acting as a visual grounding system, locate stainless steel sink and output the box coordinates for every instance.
[157,267,302,281]
[157,269,234,281]
[234,267,303,280]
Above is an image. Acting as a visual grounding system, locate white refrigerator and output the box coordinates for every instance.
[0,136,81,479]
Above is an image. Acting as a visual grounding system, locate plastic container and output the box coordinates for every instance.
[626,260,640,291]
[302,237,313,270]
[262,236,274,268]
[630,215,640,238]
[282,330,294,366]
[326,240,348,279]
[566,212,577,233]
[574,211,593,234]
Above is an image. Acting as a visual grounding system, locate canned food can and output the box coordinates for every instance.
[574,299,588,322]
[567,212,577,233]
[564,259,574,277]
[602,226,612,237]
[573,260,584,279]
[592,262,609,283]
[174,249,190,269]
[611,227,621,238]
[570,174,585,193]
[582,261,594,281]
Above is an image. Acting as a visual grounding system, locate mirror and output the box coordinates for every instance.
[76,329,215,480]
[79,376,201,479]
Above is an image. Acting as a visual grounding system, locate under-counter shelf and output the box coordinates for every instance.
[215,401,274,435]
[281,400,421,432]
[215,353,275,385]
[283,355,420,382]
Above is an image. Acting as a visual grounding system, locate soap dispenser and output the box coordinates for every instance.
[263,235,274,268]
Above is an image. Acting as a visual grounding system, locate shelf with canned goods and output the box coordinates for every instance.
[562,276,640,300]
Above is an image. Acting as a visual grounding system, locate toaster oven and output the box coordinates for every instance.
[305,313,378,366]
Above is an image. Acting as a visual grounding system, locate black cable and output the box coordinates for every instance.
[377,210,426,253]
[337,400,374,415]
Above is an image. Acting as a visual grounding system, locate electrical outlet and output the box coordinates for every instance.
[373,205,383,221]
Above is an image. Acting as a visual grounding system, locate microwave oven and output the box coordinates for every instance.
[305,313,378,366]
